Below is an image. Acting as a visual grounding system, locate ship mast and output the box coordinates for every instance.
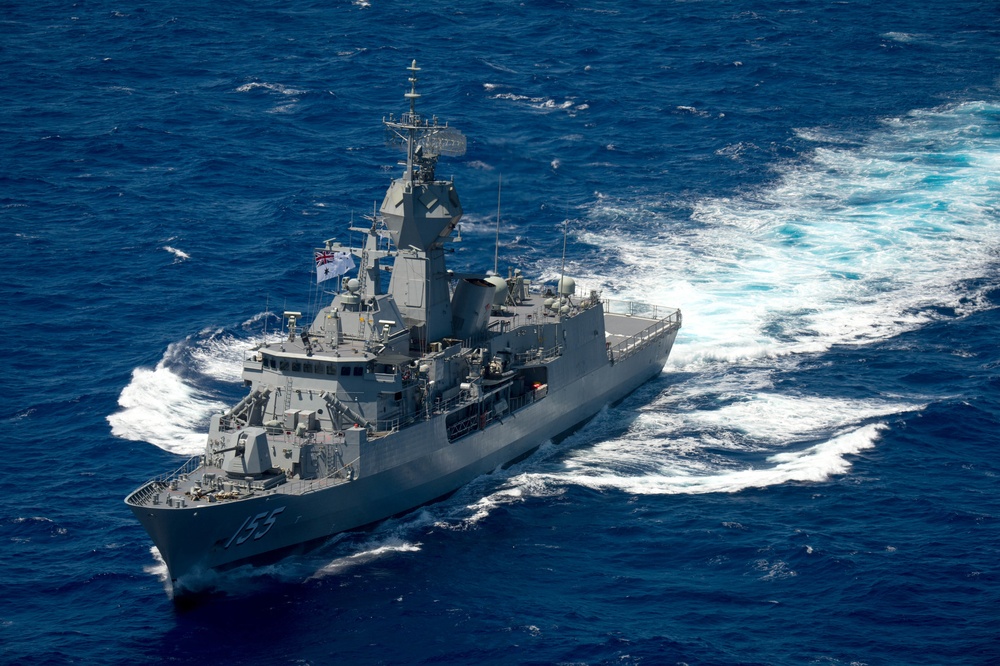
[403,60,420,183]
[383,60,465,188]
[380,61,467,345]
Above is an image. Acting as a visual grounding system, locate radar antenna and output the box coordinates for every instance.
[383,60,466,183]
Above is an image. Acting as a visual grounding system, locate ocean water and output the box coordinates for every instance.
[3,1,999,664]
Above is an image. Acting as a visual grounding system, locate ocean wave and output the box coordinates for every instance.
[162,245,189,262]
[307,538,423,580]
[107,355,226,455]
[107,327,270,455]
[489,92,578,112]
[234,81,306,96]
[4,516,69,542]
[579,101,1000,369]
[515,423,887,496]
[479,59,519,74]
[882,31,932,44]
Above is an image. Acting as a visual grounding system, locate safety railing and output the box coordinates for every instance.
[603,299,681,322]
[274,453,361,496]
[608,311,682,363]
[125,455,201,506]
[513,345,562,366]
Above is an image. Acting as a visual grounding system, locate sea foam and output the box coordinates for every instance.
[107,330,264,455]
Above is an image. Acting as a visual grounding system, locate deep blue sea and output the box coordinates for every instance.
[3,1,1000,663]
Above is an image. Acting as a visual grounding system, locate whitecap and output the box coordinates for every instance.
[480,59,519,74]
[515,423,887,497]
[187,332,258,383]
[235,81,306,96]
[107,334,242,455]
[109,320,287,455]
[490,92,577,113]
[491,92,532,102]
[163,245,189,262]
[269,104,295,114]
[107,359,225,455]
[308,538,422,580]
[676,105,710,117]
[882,32,924,44]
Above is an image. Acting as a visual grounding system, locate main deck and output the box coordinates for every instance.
[479,292,681,363]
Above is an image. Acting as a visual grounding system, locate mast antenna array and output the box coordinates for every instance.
[384,60,466,182]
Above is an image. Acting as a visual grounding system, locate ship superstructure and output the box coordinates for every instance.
[126,62,681,592]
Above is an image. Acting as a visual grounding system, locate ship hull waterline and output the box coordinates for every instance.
[127,328,678,591]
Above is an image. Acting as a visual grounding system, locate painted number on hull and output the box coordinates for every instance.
[224,507,286,549]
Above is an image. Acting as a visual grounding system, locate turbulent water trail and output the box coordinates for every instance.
[583,102,1000,367]
[508,102,1000,497]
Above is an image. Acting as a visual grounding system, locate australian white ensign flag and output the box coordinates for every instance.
[315,250,355,283]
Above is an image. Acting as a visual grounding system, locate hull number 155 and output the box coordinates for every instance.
[224,507,286,549]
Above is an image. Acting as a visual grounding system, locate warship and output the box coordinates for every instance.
[125,61,682,593]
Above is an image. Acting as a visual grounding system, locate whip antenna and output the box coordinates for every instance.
[493,174,502,274]
[559,217,568,290]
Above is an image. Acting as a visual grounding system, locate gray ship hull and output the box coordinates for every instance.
[125,62,683,594]
[128,325,677,588]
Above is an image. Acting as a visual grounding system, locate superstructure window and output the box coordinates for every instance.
[353,366,364,376]
[340,366,351,376]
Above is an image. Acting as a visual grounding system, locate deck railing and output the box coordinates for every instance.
[606,307,682,363]
[603,298,681,322]
[274,453,361,496]
[125,455,201,506]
